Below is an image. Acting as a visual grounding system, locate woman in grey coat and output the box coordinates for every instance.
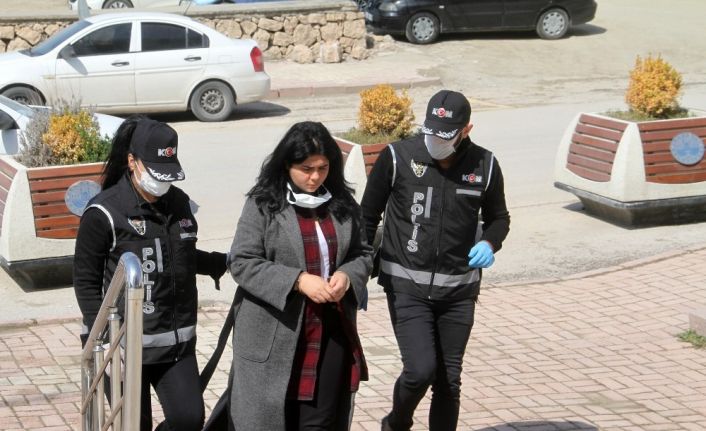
[228,121,373,430]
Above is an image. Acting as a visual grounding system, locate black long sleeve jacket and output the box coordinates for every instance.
[361,135,510,300]
[73,174,226,363]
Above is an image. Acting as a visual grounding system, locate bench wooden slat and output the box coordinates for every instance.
[566,164,611,182]
[34,215,79,230]
[335,140,354,154]
[643,153,679,164]
[575,123,624,143]
[569,144,617,163]
[646,171,706,184]
[0,172,12,192]
[36,228,79,239]
[29,175,101,192]
[361,143,388,155]
[578,114,628,132]
[571,133,619,152]
[0,158,17,178]
[567,154,614,174]
[27,163,104,180]
[33,203,71,217]
[363,154,380,167]
[638,117,706,132]
[639,127,706,143]
[644,162,706,175]
[30,191,67,205]
[642,141,674,153]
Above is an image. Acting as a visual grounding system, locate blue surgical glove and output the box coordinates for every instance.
[468,241,495,268]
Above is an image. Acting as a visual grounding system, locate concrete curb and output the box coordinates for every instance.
[266,77,443,100]
[0,314,80,330]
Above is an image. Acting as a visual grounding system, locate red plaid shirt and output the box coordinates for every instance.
[287,208,366,400]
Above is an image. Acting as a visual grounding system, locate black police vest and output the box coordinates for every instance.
[378,136,494,301]
[88,179,199,363]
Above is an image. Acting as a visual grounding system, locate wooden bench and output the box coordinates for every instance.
[567,114,626,182]
[28,163,104,239]
[639,117,706,184]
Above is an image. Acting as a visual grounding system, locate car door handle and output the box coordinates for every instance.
[184,56,202,62]
[111,61,130,67]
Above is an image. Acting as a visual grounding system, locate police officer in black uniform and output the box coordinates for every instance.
[361,90,511,431]
[73,116,228,431]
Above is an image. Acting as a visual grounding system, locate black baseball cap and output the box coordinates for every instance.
[129,119,185,182]
[422,90,472,140]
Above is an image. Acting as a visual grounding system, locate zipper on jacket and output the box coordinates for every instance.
[428,176,446,299]
[163,213,179,362]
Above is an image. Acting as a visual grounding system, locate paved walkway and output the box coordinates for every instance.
[2,247,706,430]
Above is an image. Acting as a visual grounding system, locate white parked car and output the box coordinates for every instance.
[0,95,124,155]
[68,0,184,10]
[67,0,256,9]
[0,12,270,122]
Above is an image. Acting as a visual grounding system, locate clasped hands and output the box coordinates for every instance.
[296,271,350,304]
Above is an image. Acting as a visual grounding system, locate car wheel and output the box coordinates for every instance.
[405,12,440,44]
[190,81,235,122]
[536,8,569,40]
[1,86,43,106]
[102,0,133,8]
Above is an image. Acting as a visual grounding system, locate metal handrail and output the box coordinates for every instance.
[80,252,144,431]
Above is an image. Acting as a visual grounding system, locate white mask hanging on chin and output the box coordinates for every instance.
[424,134,458,160]
[136,164,172,197]
[286,183,332,208]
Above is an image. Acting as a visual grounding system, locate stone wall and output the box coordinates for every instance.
[203,12,370,63]
[0,1,390,63]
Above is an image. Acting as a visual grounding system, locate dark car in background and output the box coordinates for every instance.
[362,0,597,44]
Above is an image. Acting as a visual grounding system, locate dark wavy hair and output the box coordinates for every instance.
[101,114,151,190]
[247,121,358,221]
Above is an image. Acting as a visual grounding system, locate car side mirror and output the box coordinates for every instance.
[0,111,18,130]
[59,45,77,60]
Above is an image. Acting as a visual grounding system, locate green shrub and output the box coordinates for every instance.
[16,101,112,168]
[625,54,682,119]
[678,330,706,349]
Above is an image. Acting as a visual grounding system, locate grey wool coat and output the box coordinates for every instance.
[227,197,373,430]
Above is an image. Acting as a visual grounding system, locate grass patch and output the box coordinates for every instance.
[603,108,691,122]
[337,128,402,146]
[677,329,706,349]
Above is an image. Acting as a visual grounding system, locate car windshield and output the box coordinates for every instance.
[0,96,35,118]
[27,20,92,57]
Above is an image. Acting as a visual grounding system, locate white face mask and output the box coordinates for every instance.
[135,164,172,197]
[424,134,458,160]
[286,183,332,208]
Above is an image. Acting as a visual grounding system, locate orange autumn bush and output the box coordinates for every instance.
[356,84,414,142]
[625,54,682,119]
[17,102,111,167]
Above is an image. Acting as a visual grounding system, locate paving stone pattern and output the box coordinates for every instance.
[2,248,706,430]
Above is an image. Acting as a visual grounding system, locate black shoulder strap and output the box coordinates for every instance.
[199,297,235,392]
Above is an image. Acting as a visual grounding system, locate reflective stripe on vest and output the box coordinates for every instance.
[380,258,480,287]
[86,204,116,251]
[142,325,196,348]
